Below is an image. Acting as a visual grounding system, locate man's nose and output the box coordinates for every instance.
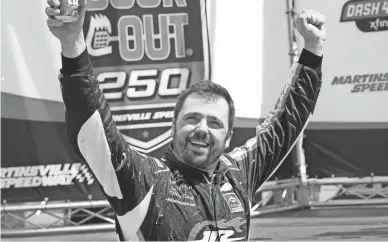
[195,119,209,137]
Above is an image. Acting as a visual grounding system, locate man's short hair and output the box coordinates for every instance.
[174,81,235,132]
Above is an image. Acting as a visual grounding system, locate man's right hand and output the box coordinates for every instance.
[295,9,326,57]
[46,0,87,58]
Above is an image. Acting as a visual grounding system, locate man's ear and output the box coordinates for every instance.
[171,119,176,137]
[225,130,233,149]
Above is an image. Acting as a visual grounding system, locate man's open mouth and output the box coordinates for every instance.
[189,140,209,147]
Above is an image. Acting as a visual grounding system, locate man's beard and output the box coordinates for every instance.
[172,130,225,169]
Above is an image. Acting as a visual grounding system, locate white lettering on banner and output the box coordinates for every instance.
[1,175,75,188]
[113,112,152,122]
[345,0,388,18]
[86,0,189,59]
[87,0,187,11]
[117,13,188,61]
[127,70,158,98]
[67,0,78,5]
[346,2,381,18]
[159,68,190,96]
[97,68,190,101]
[384,1,388,13]
[0,163,94,189]
[152,111,174,120]
[112,111,173,122]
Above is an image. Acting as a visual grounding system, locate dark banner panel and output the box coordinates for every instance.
[304,128,388,178]
[1,118,105,203]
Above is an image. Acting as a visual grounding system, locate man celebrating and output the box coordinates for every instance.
[46,0,325,240]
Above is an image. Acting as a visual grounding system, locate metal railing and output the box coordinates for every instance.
[251,178,304,217]
[1,200,115,237]
[307,176,388,208]
[2,175,388,237]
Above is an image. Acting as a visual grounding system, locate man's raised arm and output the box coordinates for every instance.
[227,10,326,198]
[46,2,166,239]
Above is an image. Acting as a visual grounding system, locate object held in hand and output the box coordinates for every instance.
[55,0,80,23]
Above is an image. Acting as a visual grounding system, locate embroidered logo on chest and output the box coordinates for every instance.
[166,187,196,207]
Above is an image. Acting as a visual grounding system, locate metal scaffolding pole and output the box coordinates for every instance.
[286,0,299,66]
[286,0,308,184]
[285,0,310,208]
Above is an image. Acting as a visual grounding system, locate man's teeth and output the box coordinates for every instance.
[190,140,208,147]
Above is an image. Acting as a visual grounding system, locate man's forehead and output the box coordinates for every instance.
[179,93,229,117]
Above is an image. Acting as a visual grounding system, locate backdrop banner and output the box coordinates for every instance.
[294,0,388,177]
[1,0,210,203]
[295,0,388,124]
[1,0,304,203]
[83,0,210,154]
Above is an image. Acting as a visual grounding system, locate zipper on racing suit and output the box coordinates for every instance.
[203,174,221,240]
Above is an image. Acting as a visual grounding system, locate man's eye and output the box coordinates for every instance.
[186,117,198,122]
[209,121,222,128]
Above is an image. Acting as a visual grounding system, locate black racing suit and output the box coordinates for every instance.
[59,48,322,241]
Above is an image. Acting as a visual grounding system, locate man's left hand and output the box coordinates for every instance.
[295,9,326,56]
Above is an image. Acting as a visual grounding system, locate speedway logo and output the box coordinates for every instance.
[331,72,388,93]
[83,0,209,153]
[1,163,94,189]
[340,0,388,32]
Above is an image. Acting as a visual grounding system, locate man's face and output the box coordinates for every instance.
[172,93,232,169]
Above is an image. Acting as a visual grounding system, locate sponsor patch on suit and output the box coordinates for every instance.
[223,193,244,213]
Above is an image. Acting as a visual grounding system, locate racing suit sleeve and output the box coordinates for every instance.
[59,49,165,241]
[227,49,322,199]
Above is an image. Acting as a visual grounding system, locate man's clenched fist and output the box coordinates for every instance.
[295,9,326,56]
[46,0,87,58]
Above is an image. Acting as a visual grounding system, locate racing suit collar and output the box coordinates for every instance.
[164,144,229,179]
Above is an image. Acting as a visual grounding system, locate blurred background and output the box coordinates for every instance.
[1,0,388,240]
